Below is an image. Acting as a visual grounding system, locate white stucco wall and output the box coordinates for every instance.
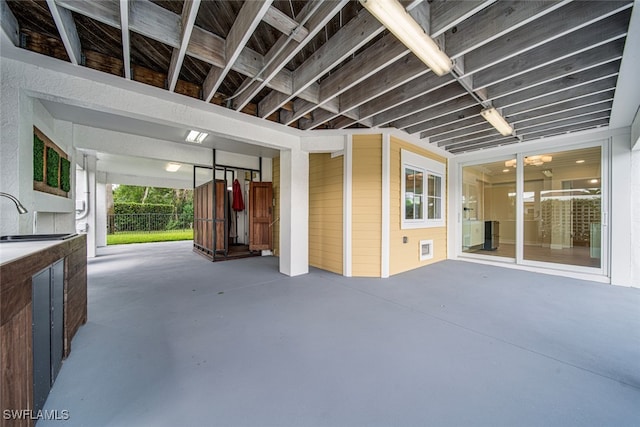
[631,148,640,286]
[0,79,76,235]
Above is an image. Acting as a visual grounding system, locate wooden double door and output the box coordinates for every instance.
[193,180,272,255]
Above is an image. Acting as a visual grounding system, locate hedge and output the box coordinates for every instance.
[114,203,173,215]
[112,203,174,232]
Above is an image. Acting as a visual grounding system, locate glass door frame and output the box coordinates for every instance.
[459,154,518,264]
[454,139,609,278]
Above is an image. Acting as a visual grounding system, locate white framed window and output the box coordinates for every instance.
[401,150,446,229]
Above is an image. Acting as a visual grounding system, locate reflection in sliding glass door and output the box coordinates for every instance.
[462,160,516,259]
[522,147,602,268]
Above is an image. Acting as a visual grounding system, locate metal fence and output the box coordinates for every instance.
[107,213,192,234]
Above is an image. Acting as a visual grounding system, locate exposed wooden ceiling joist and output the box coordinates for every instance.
[46,0,81,65]
[4,0,635,153]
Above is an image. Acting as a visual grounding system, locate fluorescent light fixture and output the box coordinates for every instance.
[590,178,599,184]
[481,107,514,136]
[359,0,453,76]
[502,169,510,173]
[186,130,208,143]
[165,162,182,172]
[576,159,585,164]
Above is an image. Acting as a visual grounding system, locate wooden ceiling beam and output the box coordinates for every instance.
[231,0,348,112]
[119,0,131,79]
[488,58,623,103]
[502,75,617,117]
[473,15,629,90]
[395,95,477,131]
[334,0,561,130]
[516,112,612,135]
[298,0,496,130]
[414,107,484,136]
[46,0,81,65]
[434,102,611,145]
[1,0,20,46]
[520,120,610,142]
[203,0,272,102]
[507,91,615,123]
[446,0,568,59]
[438,129,504,148]
[362,72,456,124]
[448,136,519,154]
[262,6,309,43]
[258,8,385,119]
[429,0,497,37]
[289,34,408,126]
[430,122,493,144]
[129,0,181,47]
[462,1,633,76]
[56,0,120,28]
[168,0,201,92]
[371,83,467,127]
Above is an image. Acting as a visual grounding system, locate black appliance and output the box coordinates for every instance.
[484,221,499,250]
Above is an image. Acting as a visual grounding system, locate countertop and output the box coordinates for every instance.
[0,239,72,266]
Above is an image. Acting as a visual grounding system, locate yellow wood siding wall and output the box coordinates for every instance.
[309,153,343,274]
[272,156,280,257]
[389,136,448,275]
[352,135,383,277]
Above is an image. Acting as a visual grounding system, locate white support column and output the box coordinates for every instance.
[279,146,309,276]
[96,174,107,248]
[344,135,353,277]
[381,133,390,278]
[610,133,633,286]
[630,146,640,286]
[85,154,98,257]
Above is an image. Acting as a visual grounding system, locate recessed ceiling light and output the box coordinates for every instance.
[502,169,510,173]
[576,160,585,164]
[590,178,599,184]
[166,162,182,172]
[186,130,208,143]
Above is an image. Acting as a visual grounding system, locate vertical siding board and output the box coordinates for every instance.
[351,135,383,277]
[309,153,344,274]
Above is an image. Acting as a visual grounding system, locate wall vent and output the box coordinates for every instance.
[420,240,434,261]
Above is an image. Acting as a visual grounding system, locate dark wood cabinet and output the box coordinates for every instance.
[1,235,86,427]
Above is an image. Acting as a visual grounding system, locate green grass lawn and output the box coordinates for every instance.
[107,229,194,245]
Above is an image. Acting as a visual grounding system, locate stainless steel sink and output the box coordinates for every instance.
[0,233,78,242]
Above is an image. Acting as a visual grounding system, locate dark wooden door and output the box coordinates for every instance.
[249,182,273,251]
[193,180,226,255]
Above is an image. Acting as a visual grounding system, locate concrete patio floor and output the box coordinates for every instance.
[40,241,640,426]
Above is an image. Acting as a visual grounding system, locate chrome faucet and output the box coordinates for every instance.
[0,192,28,214]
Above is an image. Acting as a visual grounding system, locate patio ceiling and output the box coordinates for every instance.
[1,0,635,153]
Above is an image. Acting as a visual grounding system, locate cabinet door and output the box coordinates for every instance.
[51,260,64,384]
[32,268,51,414]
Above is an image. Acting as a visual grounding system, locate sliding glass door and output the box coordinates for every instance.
[462,159,516,259]
[521,146,602,268]
[460,145,604,272]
